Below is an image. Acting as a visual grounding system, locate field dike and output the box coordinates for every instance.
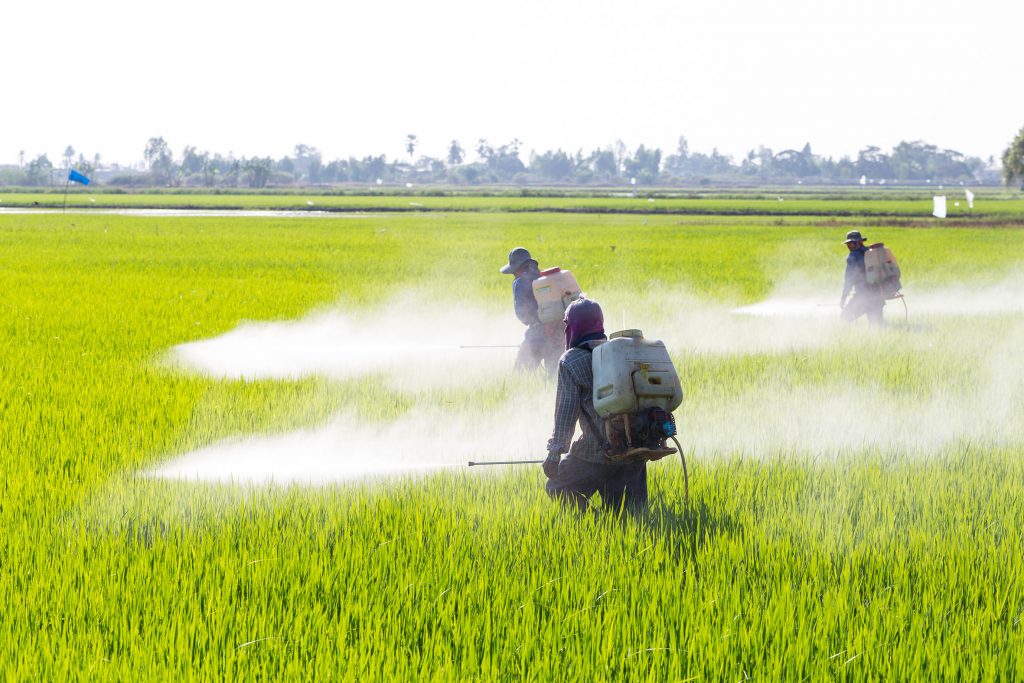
[153,280,1024,484]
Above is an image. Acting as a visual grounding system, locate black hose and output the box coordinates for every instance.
[670,436,688,502]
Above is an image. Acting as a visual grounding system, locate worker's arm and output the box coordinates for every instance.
[546,361,581,456]
[513,277,541,326]
[841,253,859,305]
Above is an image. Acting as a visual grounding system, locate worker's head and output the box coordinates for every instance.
[500,247,536,276]
[564,297,605,349]
[844,230,866,250]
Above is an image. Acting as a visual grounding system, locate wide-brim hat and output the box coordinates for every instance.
[500,247,533,274]
[843,230,866,244]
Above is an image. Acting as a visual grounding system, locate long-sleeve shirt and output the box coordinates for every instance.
[547,341,611,463]
[512,264,541,326]
[842,246,869,300]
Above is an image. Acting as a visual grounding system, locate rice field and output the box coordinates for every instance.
[2,204,1023,680]
[2,188,1024,218]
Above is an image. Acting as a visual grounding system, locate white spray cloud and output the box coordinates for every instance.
[732,273,1024,319]
[151,392,554,484]
[169,298,525,390]
[153,280,1024,486]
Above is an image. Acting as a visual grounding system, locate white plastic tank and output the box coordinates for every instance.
[592,329,683,418]
[532,267,582,324]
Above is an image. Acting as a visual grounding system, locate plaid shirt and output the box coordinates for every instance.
[546,341,611,463]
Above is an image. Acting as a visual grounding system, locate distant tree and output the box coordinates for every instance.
[612,140,627,173]
[275,156,295,176]
[308,156,323,183]
[405,134,417,160]
[75,153,95,178]
[347,155,390,183]
[530,149,576,180]
[292,144,320,181]
[710,148,734,174]
[323,159,348,182]
[475,139,493,163]
[63,145,75,170]
[623,145,662,182]
[144,137,175,183]
[855,145,893,180]
[1002,125,1024,187]
[774,144,818,177]
[18,150,25,167]
[429,158,446,175]
[455,165,481,184]
[201,156,218,187]
[447,140,464,166]
[887,141,974,181]
[676,136,689,159]
[223,156,241,186]
[481,139,525,178]
[180,146,207,175]
[243,157,272,188]
[25,154,54,185]
[663,136,690,176]
[589,149,618,179]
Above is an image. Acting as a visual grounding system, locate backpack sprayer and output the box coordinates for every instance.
[533,267,582,323]
[593,329,687,497]
[864,242,907,322]
[468,328,689,499]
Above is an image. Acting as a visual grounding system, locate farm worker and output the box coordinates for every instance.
[543,298,648,513]
[500,246,564,374]
[839,230,885,326]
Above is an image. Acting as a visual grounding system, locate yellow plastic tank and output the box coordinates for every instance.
[532,267,582,323]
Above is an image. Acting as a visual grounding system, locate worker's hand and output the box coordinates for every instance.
[839,296,846,310]
[543,452,561,480]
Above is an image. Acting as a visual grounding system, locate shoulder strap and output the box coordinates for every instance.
[579,345,613,455]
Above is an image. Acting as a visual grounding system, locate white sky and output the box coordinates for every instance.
[3,0,1022,167]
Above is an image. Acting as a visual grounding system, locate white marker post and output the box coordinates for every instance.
[933,196,947,219]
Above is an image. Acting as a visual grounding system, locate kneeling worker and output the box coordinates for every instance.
[543,298,648,513]
[500,246,564,374]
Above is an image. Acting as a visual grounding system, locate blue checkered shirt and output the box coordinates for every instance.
[546,342,611,463]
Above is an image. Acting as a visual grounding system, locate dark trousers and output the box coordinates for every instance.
[842,293,885,326]
[545,455,648,513]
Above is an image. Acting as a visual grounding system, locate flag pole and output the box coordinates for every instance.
[63,172,70,213]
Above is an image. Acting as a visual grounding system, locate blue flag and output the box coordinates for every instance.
[68,168,90,185]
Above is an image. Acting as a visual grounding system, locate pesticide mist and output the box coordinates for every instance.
[155,280,1024,484]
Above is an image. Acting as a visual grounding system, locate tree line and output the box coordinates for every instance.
[5,129,1023,188]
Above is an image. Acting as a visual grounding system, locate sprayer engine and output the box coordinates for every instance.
[604,407,678,462]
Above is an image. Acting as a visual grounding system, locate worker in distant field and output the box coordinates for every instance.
[500,246,564,374]
[543,298,648,513]
[840,230,885,326]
